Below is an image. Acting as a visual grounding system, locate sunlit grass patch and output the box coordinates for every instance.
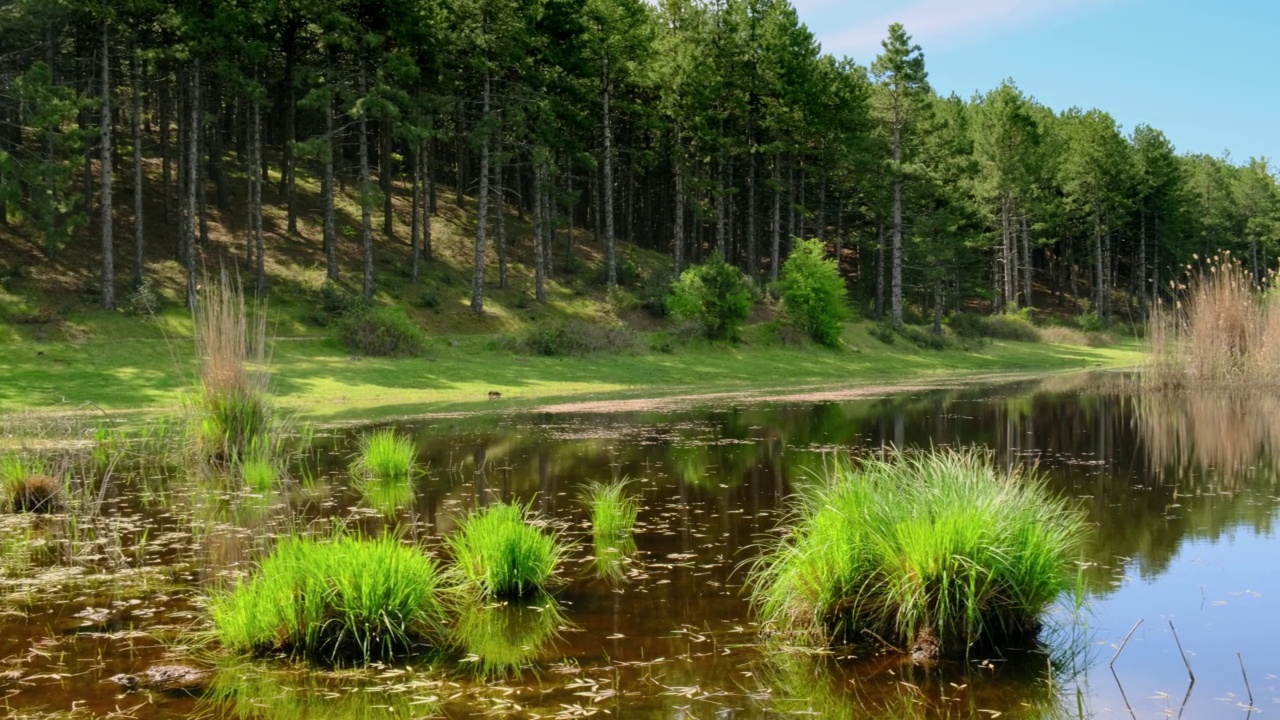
[208,533,449,665]
[349,428,418,482]
[579,479,639,541]
[446,501,569,599]
[747,448,1087,658]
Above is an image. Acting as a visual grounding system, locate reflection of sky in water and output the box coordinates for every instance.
[1083,530,1280,718]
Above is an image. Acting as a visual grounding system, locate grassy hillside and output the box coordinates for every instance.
[0,161,1142,422]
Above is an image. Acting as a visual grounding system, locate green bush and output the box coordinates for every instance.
[776,240,848,347]
[898,325,950,350]
[124,278,163,316]
[518,319,644,357]
[947,311,1040,342]
[1076,310,1104,332]
[869,323,896,345]
[337,305,429,357]
[580,480,639,541]
[747,448,1087,657]
[667,252,753,341]
[208,534,449,665]
[638,267,674,318]
[447,502,569,599]
[350,428,419,482]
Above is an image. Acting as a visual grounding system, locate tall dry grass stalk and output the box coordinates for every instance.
[191,267,272,461]
[1146,253,1280,390]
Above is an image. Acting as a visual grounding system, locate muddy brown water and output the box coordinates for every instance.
[2,372,1278,718]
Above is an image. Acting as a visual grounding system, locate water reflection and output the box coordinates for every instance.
[452,595,565,677]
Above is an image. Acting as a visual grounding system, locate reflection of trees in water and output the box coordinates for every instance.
[1134,392,1280,489]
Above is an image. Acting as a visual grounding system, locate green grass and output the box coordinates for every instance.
[0,454,59,512]
[208,533,449,665]
[349,428,418,481]
[580,479,639,541]
[446,501,569,599]
[747,448,1088,657]
[238,452,277,492]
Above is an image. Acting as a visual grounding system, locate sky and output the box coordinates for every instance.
[793,0,1279,166]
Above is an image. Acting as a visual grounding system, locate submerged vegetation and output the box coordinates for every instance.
[748,448,1087,658]
[208,534,449,665]
[447,502,569,599]
[1147,254,1280,390]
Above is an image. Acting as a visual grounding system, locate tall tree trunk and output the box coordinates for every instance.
[1001,196,1014,310]
[251,88,264,295]
[1093,204,1103,318]
[381,117,393,237]
[184,59,200,309]
[875,223,885,320]
[891,123,903,329]
[280,21,298,234]
[746,147,756,277]
[197,103,208,247]
[131,45,144,285]
[100,15,115,310]
[411,140,421,283]
[602,54,616,287]
[322,83,338,281]
[496,125,508,289]
[470,70,491,315]
[160,67,172,224]
[932,277,943,335]
[423,140,433,261]
[533,155,547,303]
[359,57,374,299]
[770,154,781,281]
[715,154,726,257]
[454,100,465,208]
[673,161,685,275]
[1021,214,1032,309]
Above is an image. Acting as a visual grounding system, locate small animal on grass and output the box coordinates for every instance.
[488,391,502,400]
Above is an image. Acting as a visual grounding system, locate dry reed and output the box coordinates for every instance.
[1146,253,1280,390]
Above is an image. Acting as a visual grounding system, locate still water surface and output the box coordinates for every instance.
[2,373,1279,718]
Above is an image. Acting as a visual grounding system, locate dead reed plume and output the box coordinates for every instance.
[1146,253,1280,390]
[190,267,272,462]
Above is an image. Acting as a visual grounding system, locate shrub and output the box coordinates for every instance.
[447,502,569,599]
[1040,326,1114,348]
[580,480,639,541]
[776,239,848,347]
[208,534,448,665]
[946,311,1040,342]
[667,252,753,341]
[124,278,162,316]
[747,448,1087,658]
[869,323,895,345]
[638,267,673,318]
[336,305,429,357]
[518,319,644,357]
[898,325,950,350]
[1076,310,1105,333]
[350,429,419,482]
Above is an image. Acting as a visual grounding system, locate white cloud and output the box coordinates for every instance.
[813,0,1111,61]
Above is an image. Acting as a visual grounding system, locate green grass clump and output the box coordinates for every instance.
[349,429,418,482]
[747,448,1087,657]
[0,454,60,512]
[580,480,639,541]
[238,452,277,492]
[208,534,449,665]
[447,502,569,599]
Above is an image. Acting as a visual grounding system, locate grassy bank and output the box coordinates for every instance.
[0,320,1140,422]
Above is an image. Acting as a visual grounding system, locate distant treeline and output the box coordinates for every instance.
[0,0,1276,325]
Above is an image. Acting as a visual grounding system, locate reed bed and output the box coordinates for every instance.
[208,534,449,665]
[447,502,569,599]
[580,479,639,541]
[747,448,1087,658]
[1147,254,1280,390]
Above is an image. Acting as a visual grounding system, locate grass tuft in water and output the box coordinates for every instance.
[747,448,1087,657]
[349,429,418,482]
[0,454,61,513]
[447,501,569,599]
[580,479,639,541]
[208,533,449,665]
[238,451,277,493]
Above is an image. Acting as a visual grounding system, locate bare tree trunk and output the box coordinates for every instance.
[891,123,903,328]
[184,59,200,309]
[875,223,885,319]
[533,155,547,303]
[602,54,616,287]
[423,141,433,261]
[100,15,115,309]
[160,68,172,223]
[673,161,684,275]
[1001,196,1014,310]
[495,125,508,289]
[197,103,208,247]
[470,70,491,315]
[932,277,943,335]
[381,117,393,237]
[770,154,781,281]
[131,45,144,285]
[1021,213,1032,308]
[359,57,374,299]
[1093,204,1103,318]
[715,154,726,257]
[280,21,299,234]
[746,147,756,277]
[251,87,264,295]
[322,82,337,281]
[411,140,421,283]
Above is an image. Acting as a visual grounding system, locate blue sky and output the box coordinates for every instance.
[794,0,1277,165]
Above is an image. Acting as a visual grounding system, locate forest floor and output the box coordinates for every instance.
[0,160,1143,424]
